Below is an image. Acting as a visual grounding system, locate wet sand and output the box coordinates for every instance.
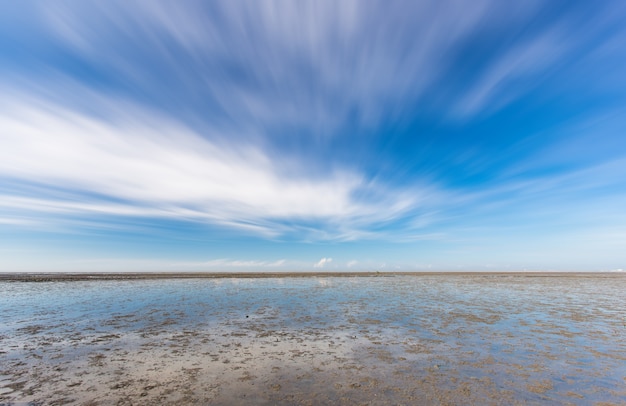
[1,273,625,405]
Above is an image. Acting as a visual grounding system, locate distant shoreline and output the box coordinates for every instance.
[0,271,624,282]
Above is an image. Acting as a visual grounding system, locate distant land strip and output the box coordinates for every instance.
[0,271,624,282]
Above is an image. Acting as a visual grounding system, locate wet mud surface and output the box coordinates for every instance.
[1,274,625,405]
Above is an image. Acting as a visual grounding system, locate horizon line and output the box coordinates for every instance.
[1,270,624,282]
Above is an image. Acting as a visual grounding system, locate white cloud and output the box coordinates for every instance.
[0,93,433,240]
[314,257,333,268]
[0,102,352,216]
[346,260,358,268]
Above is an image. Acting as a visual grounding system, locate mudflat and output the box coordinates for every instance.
[1,273,625,405]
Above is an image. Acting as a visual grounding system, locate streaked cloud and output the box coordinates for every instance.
[0,93,431,240]
[1,1,626,271]
[454,26,567,118]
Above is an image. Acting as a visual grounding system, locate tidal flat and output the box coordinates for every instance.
[1,273,625,405]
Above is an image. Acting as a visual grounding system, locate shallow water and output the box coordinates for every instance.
[1,275,625,405]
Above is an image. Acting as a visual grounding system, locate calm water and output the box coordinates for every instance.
[1,275,625,405]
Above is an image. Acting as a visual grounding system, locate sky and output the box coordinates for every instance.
[1,1,625,272]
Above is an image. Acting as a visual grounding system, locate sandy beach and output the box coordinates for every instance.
[1,273,625,405]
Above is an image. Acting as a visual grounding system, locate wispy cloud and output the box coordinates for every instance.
[0,93,433,240]
[2,1,626,270]
[24,257,291,272]
[0,218,39,226]
[314,258,332,268]
[35,0,534,134]
[454,26,568,118]
[181,258,288,270]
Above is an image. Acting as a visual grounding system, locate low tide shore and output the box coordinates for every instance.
[1,274,625,405]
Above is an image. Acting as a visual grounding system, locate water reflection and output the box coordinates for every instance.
[1,275,625,404]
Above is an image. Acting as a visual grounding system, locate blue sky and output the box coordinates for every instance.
[1,1,625,272]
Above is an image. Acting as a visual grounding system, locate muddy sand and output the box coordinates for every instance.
[1,273,625,405]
